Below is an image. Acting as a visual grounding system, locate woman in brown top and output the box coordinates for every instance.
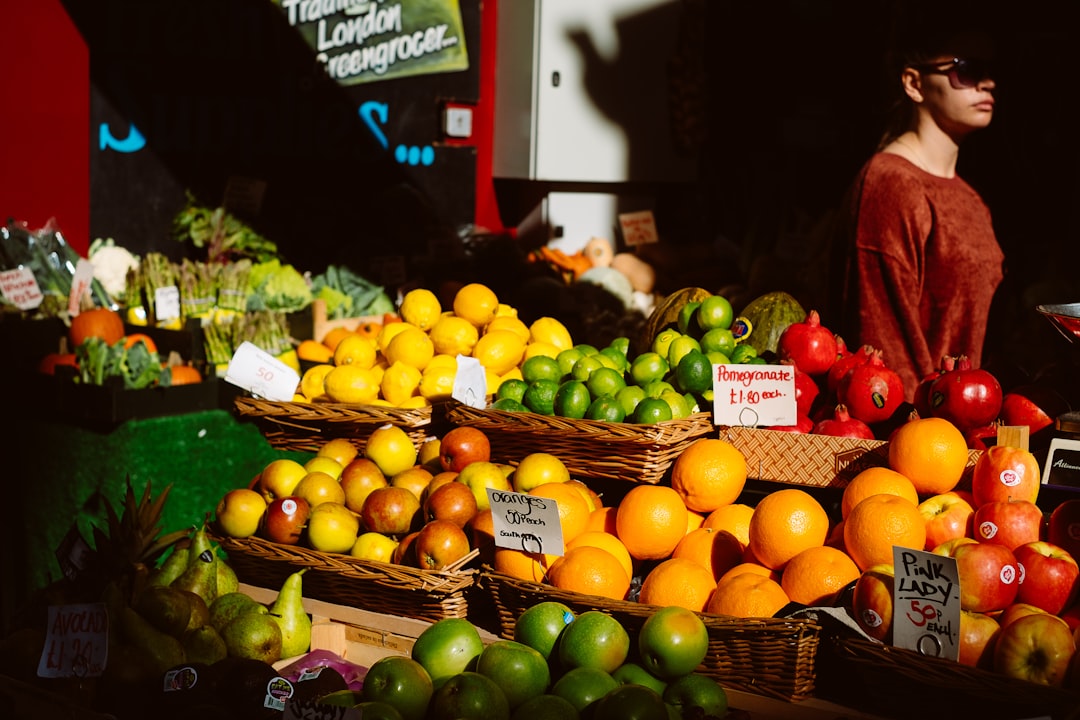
[838,25,1005,403]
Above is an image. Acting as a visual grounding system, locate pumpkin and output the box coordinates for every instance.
[165,365,202,386]
[38,352,78,375]
[123,333,158,354]
[70,307,124,347]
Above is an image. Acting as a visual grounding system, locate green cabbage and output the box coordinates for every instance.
[247,259,312,312]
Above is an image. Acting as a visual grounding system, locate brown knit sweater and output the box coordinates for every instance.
[839,152,1004,403]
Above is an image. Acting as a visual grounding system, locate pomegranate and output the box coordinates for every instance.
[928,355,1003,432]
[827,344,874,395]
[999,383,1070,434]
[812,404,875,440]
[838,349,905,425]
[777,309,838,376]
[914,356,956,418]
[784,360,820,417]
[964,421,1001,452]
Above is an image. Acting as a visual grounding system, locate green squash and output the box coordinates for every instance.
[737,291,807,356]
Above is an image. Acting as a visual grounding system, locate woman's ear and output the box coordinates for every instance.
[900,68,925,103]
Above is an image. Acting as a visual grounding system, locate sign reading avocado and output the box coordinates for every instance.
[38,603,109,678]
[275,0,469,86]
[487,488,565,557]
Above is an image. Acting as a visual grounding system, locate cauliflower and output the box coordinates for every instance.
[89,238,140,298]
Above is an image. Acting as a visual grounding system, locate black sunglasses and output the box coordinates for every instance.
[910,58,993,89]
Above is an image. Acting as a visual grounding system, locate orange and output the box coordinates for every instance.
[322,326,353,352]
[780,545,861,606]
[297,338,334,364]
[707,572,790,619]
[670,439,748,513]
[638,557,717,612]
[546,545,631,601]
[702,503,754,548]
[718,561,781,585]
[841,466,920,520]
[494,546,557,583]
[468,508,497,566]
[566,531,634,583]
[844,493,927,571]
[529,482,591,544]
[615,485,689,562]
[672,527,743,582]
[746,488,829,571]
[586,506,619,535]
[888,417,968,495]
[686,510,706,533]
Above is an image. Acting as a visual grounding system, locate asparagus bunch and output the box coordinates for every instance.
[179,259,219,322]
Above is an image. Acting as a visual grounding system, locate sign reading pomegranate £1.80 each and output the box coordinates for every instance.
[892,546,961,661]
[712,363,796,428]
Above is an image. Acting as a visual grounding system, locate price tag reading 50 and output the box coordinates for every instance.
[225,341,301,401]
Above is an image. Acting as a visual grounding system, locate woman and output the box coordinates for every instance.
[836,25,1005,403]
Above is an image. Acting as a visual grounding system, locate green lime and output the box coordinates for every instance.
[633,397,674,424]
[608,337,630,357]
[683,391,701,414]
[695,295,734,331]
[575,343,600,357]
[629,352,669,386]
[599,346,629,373]
[701,388,714,403]
[615,385,646,417]
[659,390,691,420]
[667,335,702,372]
[651,328,681,358]
[594,352,621,372]
[730,344,759,364]
[496,378,529,404]
[705,350,731,367]
[675,350,713,395]
[587,367,627,399]
[643,379,676,399]
[677,301,703,335]
[522,379,560,415]
[522,355,563,385]
[586,396,626,422]
[556,347,585,377]
[554,380,592,419]
[571,355,605,383]
[700,327,736,358]
[490,397,528,412]
[746,356,768,365]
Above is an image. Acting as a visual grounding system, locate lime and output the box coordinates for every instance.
[746,356,768,364]
[700,327,736,357]
[522,355,563,385]
[522,379,560,415]
[730,344,759,364]
[496,378,529,404]
[659,390,691,420]
[586,396,626,422]
[633,397,674,424]
[629,352,669,386]
[599,346,629,373]
[608,337,630,357]
[593,352,621,371]
[571,355,605,383]
[674,350,713,395]
[491,397,528,412]
[705,350,731,366]
[667,335,702,371]
[575,343,600,357]
[642,379,676,399]
[615,385,646,417]
[695,295,734,331]
[683,391,701,414]
[677,301,703,335]
[587,367,627,399]
[651,328,681,358]
[554,380,592,419]
[556,347,585,377]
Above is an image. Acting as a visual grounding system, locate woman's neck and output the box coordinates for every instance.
[895,123,963,178]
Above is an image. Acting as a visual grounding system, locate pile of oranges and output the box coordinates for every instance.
[292,284,575,408]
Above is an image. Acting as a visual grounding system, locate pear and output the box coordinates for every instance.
[148,544,190,588]
[177,589,211,633]
[216,557,239,596]
[119,606,186,674]
[134,585,192,638]
[209,592,268,634]
[267,569,312,659]
[172,524,218,607]
[221,612,282,664]
[183,625,228,666]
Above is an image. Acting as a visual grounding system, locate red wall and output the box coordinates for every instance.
[3,0,90,254]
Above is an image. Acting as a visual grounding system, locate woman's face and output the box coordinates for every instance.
[913,57,996,135]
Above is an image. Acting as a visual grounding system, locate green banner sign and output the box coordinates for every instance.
[275,0,469,85]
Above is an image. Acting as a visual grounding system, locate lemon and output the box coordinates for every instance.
[472,329,526,375]
[486,315,531,343]
[398,395,431,409]
[300,363,334,401]
[429,315,479,356]
[524,341,562,361]
[427,353,459,373]
[501,366,523,382]
[333,333,377,369]
[485,367,503,396]
[453,283,500,327]
[529,317,573,351]
[381,360,422,406]
[377,321,420,353]
[399,288,442,330]
[368,362,386,387]
[419,364,456,401]
[384,327,435,370]
[495,303,518,318]
[364,423,418,476]
[324,365,380,404]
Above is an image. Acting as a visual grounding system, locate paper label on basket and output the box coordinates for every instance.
[487,488,565,556]
[155,285,182,322]
[711,363,796,427]
[891,547,960,661]
[0,266,43,309]
[225,341,301,402]
[453,354,488,408]
[37,603,108,678]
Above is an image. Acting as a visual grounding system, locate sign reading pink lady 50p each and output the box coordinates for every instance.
[711,363,797,428]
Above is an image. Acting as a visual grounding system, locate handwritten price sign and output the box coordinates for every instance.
[892,547,961,660]
[225,341,301,401]
[711,363,796,427]
[37,603,108,678]
[487,488,565,556]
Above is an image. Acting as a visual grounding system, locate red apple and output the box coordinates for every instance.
[1061,602,1080,633]
[971,445,1042,508]
[1014,541,1080,614]
[413,519,472,571]
[953,541,1019,613]
[851,564,894,643]
[918,492,975,550]
[973,499,1044,551]
[958,610,999,669]
[993,612,1075,686]
[260,496,310,545]
[996,602,1048,629]
[439,427,491,473]
[422,480,479,529]
[1048,499,1080,562]
[931,536,977,557]
[361,486,421,536]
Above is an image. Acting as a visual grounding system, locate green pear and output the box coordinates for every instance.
[268,569,311,659]
[221,612,282,664]
[171,524,218,607]
[216,558,239,596]
[183,625,228,666]
[134,585,192,638]
[177,589,211,633]
[119,606,186,674]
[148,544,189,588]
[209,592,268,634]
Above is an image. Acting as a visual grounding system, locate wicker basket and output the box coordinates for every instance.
[211,531,479,623]
[233,396,449,453]
[825,634,1080,720]
[481,570,821,702]
[446,403,716,484]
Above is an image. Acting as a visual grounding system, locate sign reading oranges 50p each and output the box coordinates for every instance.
[712,363,796,427]
[891,546,961,661]
[487,488,565,557]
